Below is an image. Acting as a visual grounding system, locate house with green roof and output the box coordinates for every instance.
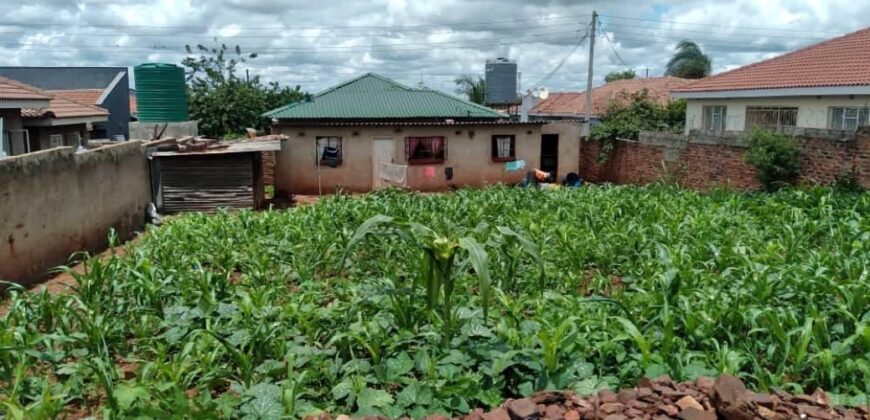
[264,73,581,194]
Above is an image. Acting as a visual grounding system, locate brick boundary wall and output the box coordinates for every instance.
[579,127,870,190]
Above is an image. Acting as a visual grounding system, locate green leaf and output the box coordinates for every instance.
[386,352,415,380]
[357,388,394,408]
[115,383,150,410]
[459,237,491,322]
[241,395,284,419]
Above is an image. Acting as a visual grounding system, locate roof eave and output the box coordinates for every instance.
[0,98,51,109]
[673,85,870,99]
[23,115,109,127]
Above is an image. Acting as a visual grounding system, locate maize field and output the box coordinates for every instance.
[1,186,869,418]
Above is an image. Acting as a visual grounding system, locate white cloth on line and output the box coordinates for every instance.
[379,162,407,184]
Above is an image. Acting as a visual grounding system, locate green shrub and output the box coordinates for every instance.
[832,165,864,192]
[744,129,802,191]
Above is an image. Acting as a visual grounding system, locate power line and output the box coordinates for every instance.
[599,14,848,35]
[0,31,582,55]
[0,22,586,40]
[528,24,591,91]
[599,22,828,41]
[0,13,591,31]
[596,17,631,72]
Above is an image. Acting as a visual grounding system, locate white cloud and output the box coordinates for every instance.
[0,0,866,95]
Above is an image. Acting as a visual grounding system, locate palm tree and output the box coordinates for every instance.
[665,40,712,79]
[454,75,486,104]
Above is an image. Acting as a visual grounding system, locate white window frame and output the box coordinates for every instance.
[829,107,870,130]
[703,105,727,131]
[315,136,343,165]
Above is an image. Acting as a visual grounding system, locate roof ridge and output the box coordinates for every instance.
[675,26,870,92]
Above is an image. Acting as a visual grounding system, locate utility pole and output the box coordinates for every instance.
[585,11,597,126]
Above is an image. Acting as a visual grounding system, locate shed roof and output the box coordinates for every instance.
[265,73,504,120]
[531,77,690,117]
[674,26,870,94]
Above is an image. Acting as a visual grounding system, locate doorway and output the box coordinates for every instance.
[540,134,559,182]
[372,138,395,189]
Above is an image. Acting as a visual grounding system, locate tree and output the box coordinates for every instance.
[453,75,486,104]
[182,43,308,138]
[604,69,636,83]
[590,91,686,162]
[665,40,712,79]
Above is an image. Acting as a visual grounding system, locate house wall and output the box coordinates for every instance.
[579,128,870,189]
[273,122,582,194]
[28,124,90,151]
[0,141,151,286]
[97,71,131,140]
[685,96,870,132]
[1,109,24,155]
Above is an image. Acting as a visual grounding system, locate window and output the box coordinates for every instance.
[405,136,446,164]
[703,106,727,131]
[830,107,870,130]
[745,107,798,130]
[491,135,516,161]
[316,136,342,167]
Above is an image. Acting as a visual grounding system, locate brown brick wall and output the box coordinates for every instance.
[579,128,870,189]
[262,151,275,185]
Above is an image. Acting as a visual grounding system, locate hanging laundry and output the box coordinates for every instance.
[423,166,436,178]
[505,159,526,172]
[320,146,341,167]
[380,162,407,184]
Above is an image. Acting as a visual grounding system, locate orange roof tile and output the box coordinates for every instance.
[675,27,870,93]
[532,77,690,116]
[129,92,137,114]
[0,76,52,100]
[22,97,109,119]
[47,89,104,106]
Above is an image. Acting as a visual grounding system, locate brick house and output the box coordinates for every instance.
[0,76,108,157]
[674,27,870,133]
[265,73,582,194]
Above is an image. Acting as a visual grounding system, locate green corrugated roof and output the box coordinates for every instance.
[264,73,504,120]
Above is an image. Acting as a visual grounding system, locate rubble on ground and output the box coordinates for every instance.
[308,375,869,420]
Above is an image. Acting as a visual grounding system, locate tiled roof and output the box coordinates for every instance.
[531,77,690,116]
[265,73,504,120]
[0,76,53,100]
[130,92,137,114]
[47,89,104,106]
[674,27,870,93]
[22,96,109,119]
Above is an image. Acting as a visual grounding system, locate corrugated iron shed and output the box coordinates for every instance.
[150,139,283,213]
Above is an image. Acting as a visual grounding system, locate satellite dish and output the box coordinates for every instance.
[531,87,549,100]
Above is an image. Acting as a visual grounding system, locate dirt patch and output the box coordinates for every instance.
[0,234,140,317]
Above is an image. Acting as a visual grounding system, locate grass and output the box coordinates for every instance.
[1,185,869,418]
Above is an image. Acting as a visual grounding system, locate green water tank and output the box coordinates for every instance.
[134,63,189,122]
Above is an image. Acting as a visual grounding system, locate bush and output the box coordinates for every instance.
[590,92,685,163]
[744,129,802,191]
[832,165,864,192]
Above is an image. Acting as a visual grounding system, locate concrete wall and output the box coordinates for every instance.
[0,141,151,285]
[130,120,199,140]
[273,122,583,194]
[685,96,870,132]
[95,71,131,140]
[580,128,870,189]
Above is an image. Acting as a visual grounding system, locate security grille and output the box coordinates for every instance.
[745,107,798,130]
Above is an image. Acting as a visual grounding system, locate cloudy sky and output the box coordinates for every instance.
[1,0,868,96]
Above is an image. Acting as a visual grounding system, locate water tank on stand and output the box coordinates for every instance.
[485,58,519,106]
[134,63,189,122]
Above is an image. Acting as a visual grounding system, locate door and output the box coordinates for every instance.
[372,138,395,189]
[540,134,559,182]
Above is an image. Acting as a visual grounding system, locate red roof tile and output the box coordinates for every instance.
[675,27,870,93]
[532,77,690,116]
[22,96,109,119]
[129,92,137,114]
[47,89,104,106]
[0,76,52,100]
